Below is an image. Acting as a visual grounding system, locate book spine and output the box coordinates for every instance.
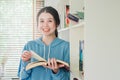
[67,13,79,22]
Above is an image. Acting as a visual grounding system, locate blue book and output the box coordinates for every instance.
[79,40,84,71]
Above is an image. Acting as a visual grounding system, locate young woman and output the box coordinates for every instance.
[18,6,70,80]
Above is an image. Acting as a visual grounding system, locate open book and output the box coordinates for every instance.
[25,50,69,71]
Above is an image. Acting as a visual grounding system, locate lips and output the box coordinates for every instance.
[43,28,50,32]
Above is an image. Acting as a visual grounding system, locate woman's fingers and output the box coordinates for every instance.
[49,58,58,73]
[51,58,55,69]
[21,51,31,61]
[53,58,58,69]
[58,64,65,68]
[47,58,51,66]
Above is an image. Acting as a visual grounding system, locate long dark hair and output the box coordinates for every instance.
[37,6,60,37]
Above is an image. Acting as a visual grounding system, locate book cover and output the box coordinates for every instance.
[74,11,84,20]
[64,5,70,28]
[79,40,84,71]
[67,13,79,22]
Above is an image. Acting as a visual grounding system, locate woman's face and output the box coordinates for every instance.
[38,12,56,36]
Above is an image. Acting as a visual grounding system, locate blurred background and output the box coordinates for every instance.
[0,0,44,80]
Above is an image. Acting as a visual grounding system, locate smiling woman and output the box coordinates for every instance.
[18,6,70,80]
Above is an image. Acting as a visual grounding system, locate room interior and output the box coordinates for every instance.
[1,0,120,80]
[0,0,84,80]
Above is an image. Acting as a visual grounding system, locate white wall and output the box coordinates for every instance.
[85,0,120,80]
[69,0,84,13]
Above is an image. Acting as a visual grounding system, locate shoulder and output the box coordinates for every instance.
[25,40,36,45]
[24,37,44,47]
[24,38,40,46]
[57,38,69,43]
[59,38,69,45]
[57,38,69,48]
[51,37,69,48]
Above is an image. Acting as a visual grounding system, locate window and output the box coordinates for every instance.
[0,0,33,79]
[0,0,44,79]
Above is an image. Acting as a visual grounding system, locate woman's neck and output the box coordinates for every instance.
[42,35,56,46]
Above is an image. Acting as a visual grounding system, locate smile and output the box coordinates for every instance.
[43,28,50,32]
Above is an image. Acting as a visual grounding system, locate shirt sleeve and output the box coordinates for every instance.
[50,68,70,80]
[18,60,31,80]
[17,43,32,80]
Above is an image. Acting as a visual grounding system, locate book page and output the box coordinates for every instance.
[26,61,47,70]
[30,50,46,62]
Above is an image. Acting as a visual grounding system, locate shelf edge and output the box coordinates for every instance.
[58,21,84,32]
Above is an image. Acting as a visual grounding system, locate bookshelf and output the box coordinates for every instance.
[44,0,84,80]
[58,22,84,32]
[69,24,84,80]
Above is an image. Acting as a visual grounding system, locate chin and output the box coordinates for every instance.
[43,34,50,36]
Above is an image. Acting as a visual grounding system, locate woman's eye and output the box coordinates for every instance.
[48,20,52,22]
[40,20,44,23]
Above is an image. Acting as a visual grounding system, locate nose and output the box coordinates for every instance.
[43,21,48,27]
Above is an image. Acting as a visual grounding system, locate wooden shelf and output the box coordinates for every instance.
[58,21,84,32]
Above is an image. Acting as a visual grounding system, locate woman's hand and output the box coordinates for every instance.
[21,51,32,62]
[43,58,65,74]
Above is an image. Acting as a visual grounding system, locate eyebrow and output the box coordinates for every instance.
[40,17,54,20]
